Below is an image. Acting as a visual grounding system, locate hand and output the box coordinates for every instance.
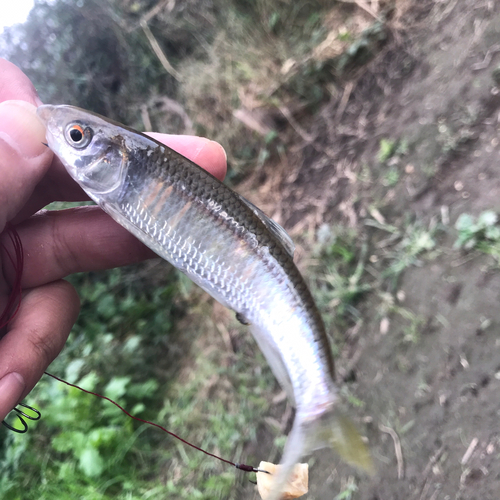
[0,59,227,421]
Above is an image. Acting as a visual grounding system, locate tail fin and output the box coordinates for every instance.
[263,408,373,500]
[328,411,374,474]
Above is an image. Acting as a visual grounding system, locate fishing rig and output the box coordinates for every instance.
[0,224,36,434]
[0,224,269,476]
[2,403,41,433]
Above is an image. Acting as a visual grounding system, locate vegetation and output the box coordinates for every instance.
[0,267,276,499]
[454,210,500,263]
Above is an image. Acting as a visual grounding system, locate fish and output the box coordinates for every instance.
[36,104,373,498]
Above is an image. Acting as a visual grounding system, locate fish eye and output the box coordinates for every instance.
[65,123,93,149]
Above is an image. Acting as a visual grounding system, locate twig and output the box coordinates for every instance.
[278,106,316,143]
[140,0,175,27]
[336,0,381,21]
[450,253,479,267]
[461,437,478,465]
[433,0,458,24]
[379,424,404,479]
[415,444,445,500]
[339,345,364,382]
[153,96,195,134]
[140,104,152,132]
[419,478,431,500]
[141,20,183,82]
[214,321,234,355]
[471,44,500,71]
[121,0,175,33]
[335,81,354,121]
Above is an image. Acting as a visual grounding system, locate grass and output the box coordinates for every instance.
[310,225,371,341]
[307,214,444,353]
[377,292,423,345]
[377,137,409,187]
[365,217,440,286]
[0,265,276,500]
[177,0,334,175]
[333,476,358,500]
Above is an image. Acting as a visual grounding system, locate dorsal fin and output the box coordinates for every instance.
[239,194,295,257]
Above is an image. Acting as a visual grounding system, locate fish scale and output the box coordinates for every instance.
[121,145,329,353]
[37,104,373,499]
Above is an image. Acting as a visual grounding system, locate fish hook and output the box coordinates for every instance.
[1,403,41,434]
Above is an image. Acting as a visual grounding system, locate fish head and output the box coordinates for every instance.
[37,104,128,196]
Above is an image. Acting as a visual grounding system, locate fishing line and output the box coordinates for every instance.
[0,224,267,475]
[0,223,24,329]
[0,224,35,434]
[43,371,267,474]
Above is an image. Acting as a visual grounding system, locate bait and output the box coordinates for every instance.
[37,105,372,498]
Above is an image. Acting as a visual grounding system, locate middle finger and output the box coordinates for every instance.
[2,207,156,289]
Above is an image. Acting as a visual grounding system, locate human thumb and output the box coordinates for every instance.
[0,100,53,227]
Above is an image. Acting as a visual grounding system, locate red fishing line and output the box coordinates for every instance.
[43,371,255,471]
[0,224,24,329]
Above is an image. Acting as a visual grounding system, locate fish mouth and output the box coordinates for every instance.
[36,104,68,161]
[36,105,64,145]
[36,104,56,125]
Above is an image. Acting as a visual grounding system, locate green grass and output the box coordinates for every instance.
[333,476,358,500]
[310,225,371,338]
[308,216,443,351]
[0,265,276,500]
[377,137,409,187]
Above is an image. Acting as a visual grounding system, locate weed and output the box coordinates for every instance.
[334,476,358,500]
[377,137,409,186]
[454,211,500,263]
[311,225,371,333]
[340,386,365,409]
[382,166,400,187]
[378,292,423,344]
[366,217,439,286]
[0,264,275,500]
[436,120,475,156]
[377,138,409,164]
[378,138,397,164]
[386,223,437,277]
[422,161,438,178]
[312,219,432,347]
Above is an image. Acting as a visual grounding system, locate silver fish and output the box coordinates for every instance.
[37,104,372,498]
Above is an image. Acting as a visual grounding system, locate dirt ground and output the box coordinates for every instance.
[249,1,500,499]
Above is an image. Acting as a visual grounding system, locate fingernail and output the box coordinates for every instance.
[0,372,26,422]
[0,100,48,159]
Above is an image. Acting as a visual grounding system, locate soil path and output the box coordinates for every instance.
[296,2,500,499]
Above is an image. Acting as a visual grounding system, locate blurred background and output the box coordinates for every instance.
[1,1,500,499]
